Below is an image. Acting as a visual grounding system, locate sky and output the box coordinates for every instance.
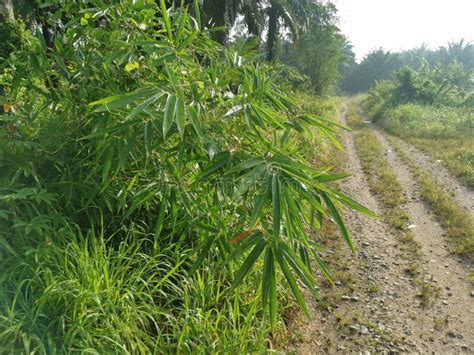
[334,0,474,61]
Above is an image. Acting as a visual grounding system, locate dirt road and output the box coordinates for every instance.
[288,105,474,353]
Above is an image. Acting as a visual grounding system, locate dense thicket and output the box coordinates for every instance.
[0,0,368,352]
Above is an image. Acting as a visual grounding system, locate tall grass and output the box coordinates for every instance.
[0,226,281,352]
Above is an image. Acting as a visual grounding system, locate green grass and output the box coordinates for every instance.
[0,229,282,353]
[388,137,474,262]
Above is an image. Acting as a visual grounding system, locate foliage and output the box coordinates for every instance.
[0,0,368,351]
[362,56,474,189]
[0,15,21,61]
[363,59,473,120]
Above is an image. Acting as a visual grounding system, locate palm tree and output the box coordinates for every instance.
[265,0,310,61]
[183,0,310,60]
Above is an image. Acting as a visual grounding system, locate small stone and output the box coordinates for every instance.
[350,296,360,302]
[341,295,350,301]
[442,300,449,305]
[407,224,416,229]
[360,326,369,335]
[470,291,474,297]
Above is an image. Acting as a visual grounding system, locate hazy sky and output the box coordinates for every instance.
[334,0,474,61]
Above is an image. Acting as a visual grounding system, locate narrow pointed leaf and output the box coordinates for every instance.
[163,94,176,137]
[229,238,266,292]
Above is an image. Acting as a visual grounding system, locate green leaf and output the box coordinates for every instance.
[229,238,266,293]
[279,242,316,293]
[322,192,355,252]
[163,94,177,138]
[275,246,309,316]
[88,88,154,113]
[174,9,188,45]
[160,0,173,41]
[237,163,266,195]
[176,95,186,138]
[225,157,264,175]
[250,173,271,227]
[189,105,204,141]
[272,174,281,239]
[196,151,231,181]
[193,0,201,29]
[126,90,165,119]
[262,246,277,331]
[316,172,351,183]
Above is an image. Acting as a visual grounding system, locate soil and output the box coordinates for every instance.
[286,105,474,354]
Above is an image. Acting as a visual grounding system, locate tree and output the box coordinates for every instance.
[280,1,351,94]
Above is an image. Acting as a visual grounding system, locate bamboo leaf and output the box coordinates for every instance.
[196,151,231,181]
[176,95,186,138]
[126,90,165,119]
[174,9,188,45]
[272,174,281,239]
[163,94,176,138]
[188,105,204,140]
[322,192,355,252]
[275,247,309,316]
[250,173,271,227]
[229,238,266,292]
[262,246,277,331]
[159,0,173,41]
[88,88,154,113]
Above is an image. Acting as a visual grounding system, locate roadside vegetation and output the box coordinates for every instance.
[361,48,474,187]
[1,0,473,352]
[358,46,474,262]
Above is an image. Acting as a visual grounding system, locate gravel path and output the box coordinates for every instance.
[375,128,474,214]
[288,105,474,354]
[372,125,474,352]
